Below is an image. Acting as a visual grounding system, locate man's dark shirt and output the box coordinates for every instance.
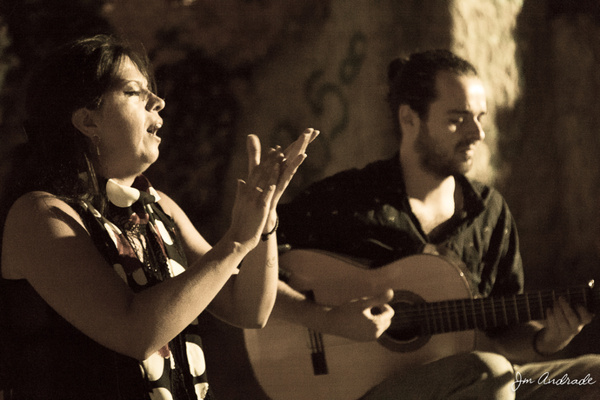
[277,154,523,299]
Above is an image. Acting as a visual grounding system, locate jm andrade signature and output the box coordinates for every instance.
[512,371,596,391]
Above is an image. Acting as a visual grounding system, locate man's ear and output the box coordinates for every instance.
[398,104,418,128]
[398,105,421,144]
[71,108,97,138]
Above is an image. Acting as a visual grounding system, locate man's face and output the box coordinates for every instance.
[415,71,487,177]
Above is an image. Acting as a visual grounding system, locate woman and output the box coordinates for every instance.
[0,34,318,400]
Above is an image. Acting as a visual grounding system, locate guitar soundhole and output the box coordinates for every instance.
[377,290,430,352]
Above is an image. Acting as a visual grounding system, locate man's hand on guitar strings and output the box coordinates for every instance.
[322,289,395,342]
[539,296,595,355]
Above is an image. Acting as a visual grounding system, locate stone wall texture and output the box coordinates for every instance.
[223,0,522,209]
[551,14,600,279]
[505,0,600,355]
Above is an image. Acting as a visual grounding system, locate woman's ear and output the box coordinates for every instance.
[71,108,97,138]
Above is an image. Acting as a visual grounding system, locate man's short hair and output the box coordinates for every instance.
[387,49,478,140]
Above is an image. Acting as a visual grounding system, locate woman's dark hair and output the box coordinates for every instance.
[7,34,153,200]
[0,34,154,254]
[387,49,478,141]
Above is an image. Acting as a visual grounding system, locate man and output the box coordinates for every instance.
[271,50,600,399]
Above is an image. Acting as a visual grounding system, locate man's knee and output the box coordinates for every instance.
[471,351,515,379]
[468,351,516,399]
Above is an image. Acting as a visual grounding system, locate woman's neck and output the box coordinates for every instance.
[109,176,137,187]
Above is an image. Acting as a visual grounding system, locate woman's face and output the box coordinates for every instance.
[91,56,165,183]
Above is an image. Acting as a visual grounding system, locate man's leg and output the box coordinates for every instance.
[359,351,515,400]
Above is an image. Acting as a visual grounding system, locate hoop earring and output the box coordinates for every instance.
[83,152,101,196]
[92,135,101,156]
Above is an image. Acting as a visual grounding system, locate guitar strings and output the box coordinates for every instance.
[389,287,594,334]
[402,293,589,321]
[399,288,591,318]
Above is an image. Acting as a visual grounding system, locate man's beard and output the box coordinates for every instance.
[414,123,473,177]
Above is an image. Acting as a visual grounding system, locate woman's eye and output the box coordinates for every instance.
[125,90,141,96]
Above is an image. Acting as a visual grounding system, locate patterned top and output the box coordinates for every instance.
[81,176,211,400]
[0,176,211,400]
[277,154,524,299]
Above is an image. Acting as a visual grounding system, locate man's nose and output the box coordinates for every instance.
[468,118,485,142]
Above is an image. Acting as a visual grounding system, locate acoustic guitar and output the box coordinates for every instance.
[243,249,597,400]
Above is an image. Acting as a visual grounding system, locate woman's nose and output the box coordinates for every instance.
[147,93,165,112]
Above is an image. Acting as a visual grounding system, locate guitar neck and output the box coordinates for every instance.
[416,282,596,335]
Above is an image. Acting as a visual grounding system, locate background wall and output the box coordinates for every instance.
[1,0,600,398]
[504,0,600,356]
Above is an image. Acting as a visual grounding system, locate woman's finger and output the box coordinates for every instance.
[247,148,284,198]
[246,134,261,173]
[283,128,319,160]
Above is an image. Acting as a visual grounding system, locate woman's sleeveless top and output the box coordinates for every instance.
[0,176,211,400]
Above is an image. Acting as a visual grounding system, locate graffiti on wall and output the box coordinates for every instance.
[270,31,367,192]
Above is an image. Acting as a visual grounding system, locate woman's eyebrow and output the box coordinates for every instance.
[115,78,149,89]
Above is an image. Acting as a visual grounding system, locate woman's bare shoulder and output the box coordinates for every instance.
[7,191,84,223]
[3,191,90,278]
[155,189,176,214]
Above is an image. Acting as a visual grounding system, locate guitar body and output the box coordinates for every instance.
[244,250,479,400]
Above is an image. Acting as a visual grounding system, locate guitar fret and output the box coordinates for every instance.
[437,302,445,333]
[453,300,461,331]
[423,303,431,335]
[525,294,532,321]
[541,291,548,319]
[516,295,523,323]
[470,298,477,330]
[501,297,508,325]
[490,297,497,327]
[461,300,469,331]
[479,298,487,329]
[431,302,438,334]
[435,302,442,334]
[445,301,453,332]
[512,295,519,323]
[435,302,441,334]
[429,302,437,334]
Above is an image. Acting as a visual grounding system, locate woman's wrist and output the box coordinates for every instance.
[261,213,278,241]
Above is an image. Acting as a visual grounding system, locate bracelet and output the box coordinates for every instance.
[261,216,279,241]
[532,328,555,357]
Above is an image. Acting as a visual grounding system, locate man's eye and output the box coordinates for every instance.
[125,90,141,96]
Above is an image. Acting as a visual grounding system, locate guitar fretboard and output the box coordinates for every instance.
[401,282,596,335]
